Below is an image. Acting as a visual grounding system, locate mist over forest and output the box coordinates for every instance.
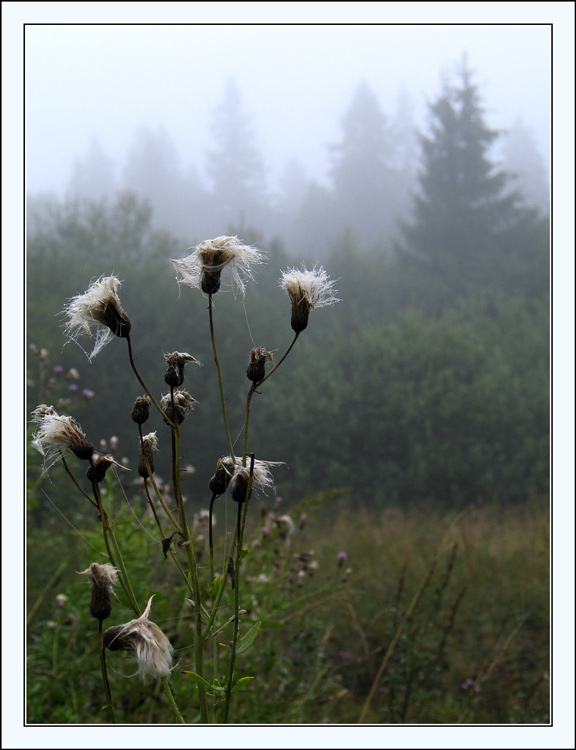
[27,59,550,513]
[27,67,550,258]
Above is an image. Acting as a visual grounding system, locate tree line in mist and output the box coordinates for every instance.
[27,62,549,513]
[28,62,550,260]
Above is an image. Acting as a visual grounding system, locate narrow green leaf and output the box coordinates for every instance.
[232,676,254,694]
[237,621,261,655]
[182,671,213,690]
[210,576,221,599]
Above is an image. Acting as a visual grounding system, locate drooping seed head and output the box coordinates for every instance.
[63,275,131,359]
[103,596,174,683]
[31,405,94,472]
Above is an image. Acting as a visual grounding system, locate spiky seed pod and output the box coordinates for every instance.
[131,395,151,426]
[103,596,174,683]
[208,456,235,496]
[164,351,199,388]
[79,562,118,622]
[138,432,158,479]
[246,346,274,383]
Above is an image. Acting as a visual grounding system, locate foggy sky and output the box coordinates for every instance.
[24,18,552,197]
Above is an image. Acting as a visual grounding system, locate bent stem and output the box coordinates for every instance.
[126,335,175,428]
[208,295,236,461]
[242,332,299,464]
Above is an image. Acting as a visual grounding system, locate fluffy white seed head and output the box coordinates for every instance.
[63,275,131,359]
[172,235,266,297]
[103,596,174,684]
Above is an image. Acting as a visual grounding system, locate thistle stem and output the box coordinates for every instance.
[126,335,175,428]
[162,676,186,724]
[242,333,299,465]
[169,407,208,724]
[90,464,140,616]
[222,454,255,723]
[98,620,116,723]
[208,295,236,461]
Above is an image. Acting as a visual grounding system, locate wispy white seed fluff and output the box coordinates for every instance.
[172,236,266,297]
[103,596,174,684]
[63,275,131,359]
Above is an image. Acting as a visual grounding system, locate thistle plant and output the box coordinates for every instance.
[29,236,339,724]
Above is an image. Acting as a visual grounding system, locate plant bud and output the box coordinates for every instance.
[230,467,251,504]
[208,457,235,496]
[138,433,158,478]
[246,346,274,383]
[164,352,199,388]
[131,395,150,425]
[86,455,114,483]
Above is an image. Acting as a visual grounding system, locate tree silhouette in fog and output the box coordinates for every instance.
[500,118,550,217]
[206,79,269,228]
[397,60,549,306]
[329,80,410,247]
[67,138,117,202]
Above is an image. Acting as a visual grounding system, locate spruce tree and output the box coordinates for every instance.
[397,61,547,306]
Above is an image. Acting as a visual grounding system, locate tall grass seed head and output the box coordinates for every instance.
[164,351,200,388]
[31,404,94,470]
[103,596,174,683]
[63,275,131,359]
[172,235,266,297]
[279,265,340,333]
[79,562,119,622]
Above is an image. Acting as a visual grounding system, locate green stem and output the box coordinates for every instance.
[90,465,140,616]
[98,620,116,723]
[170,409,208,724]
[222,455,255,723]
[242,333,299,464]
[126,335,175,428]
[208,295,236,461]
[162,676,186,724]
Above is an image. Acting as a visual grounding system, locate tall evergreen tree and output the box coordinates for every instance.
[206,79,268,226]
[500,118,550,216]
[397,61,547,305]
[330,81,405,245]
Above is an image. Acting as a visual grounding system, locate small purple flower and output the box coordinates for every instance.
[68,383,78,392]
[461,678,474,690]
[53,365,64,375]
[83,389,95,400]
[337,551,348,567]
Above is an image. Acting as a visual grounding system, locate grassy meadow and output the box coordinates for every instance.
[26,489,549,725]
